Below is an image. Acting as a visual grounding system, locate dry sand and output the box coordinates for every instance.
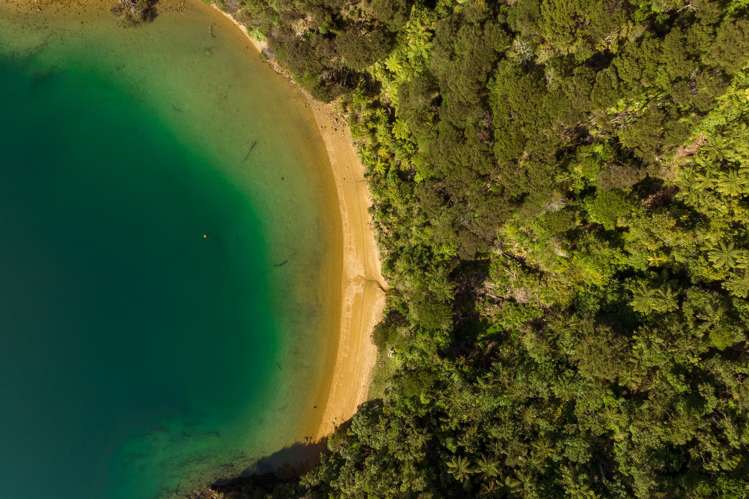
[0,0,387,444]
[211,5,388,441]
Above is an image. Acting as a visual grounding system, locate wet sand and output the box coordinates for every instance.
[0,0,358,495]
[1,0,386,461]
[210,4,387,441]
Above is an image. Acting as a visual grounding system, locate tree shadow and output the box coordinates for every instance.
[208,440,325,495]
[445,259,490,359]
[241,440,325,479]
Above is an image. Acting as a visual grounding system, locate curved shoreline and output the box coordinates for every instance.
[1,0,385,458]
[209,5,387,441]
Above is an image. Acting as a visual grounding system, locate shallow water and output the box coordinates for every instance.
[0,2,339,497]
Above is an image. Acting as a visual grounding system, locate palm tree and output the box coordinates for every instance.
[630,282,677,314]
[480,479,500,496]
[716,169,749,197]
[709,241,740,270]
[447,455,473,483]
[476,456,500,479]
[692,171,716,192]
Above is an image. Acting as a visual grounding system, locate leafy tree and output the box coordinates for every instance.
[209,2,749,497]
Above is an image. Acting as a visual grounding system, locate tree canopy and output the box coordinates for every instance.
[212,0,749,496]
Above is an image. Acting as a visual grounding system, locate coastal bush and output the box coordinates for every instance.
[214,0,749,497]
[111,0,159,24]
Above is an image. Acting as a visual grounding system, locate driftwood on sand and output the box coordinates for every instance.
[242,139,258,162]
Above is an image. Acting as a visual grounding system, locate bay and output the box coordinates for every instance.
[0,2,339,497]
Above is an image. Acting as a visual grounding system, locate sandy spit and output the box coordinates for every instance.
[210,5,388,441]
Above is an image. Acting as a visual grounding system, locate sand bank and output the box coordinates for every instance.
[211,5,387,440]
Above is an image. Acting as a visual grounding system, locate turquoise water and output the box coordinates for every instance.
[0,4,338,495]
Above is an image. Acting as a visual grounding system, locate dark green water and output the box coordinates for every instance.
[0,53,280,497]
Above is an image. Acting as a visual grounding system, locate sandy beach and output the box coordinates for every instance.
[210,5,387,441]
[1,0,386,450]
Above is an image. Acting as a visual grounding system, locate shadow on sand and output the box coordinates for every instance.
[200,440,326,497]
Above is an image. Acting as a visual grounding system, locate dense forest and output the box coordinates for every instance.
[211,0,749,496]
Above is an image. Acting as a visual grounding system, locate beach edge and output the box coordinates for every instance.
[210,4,387,442]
